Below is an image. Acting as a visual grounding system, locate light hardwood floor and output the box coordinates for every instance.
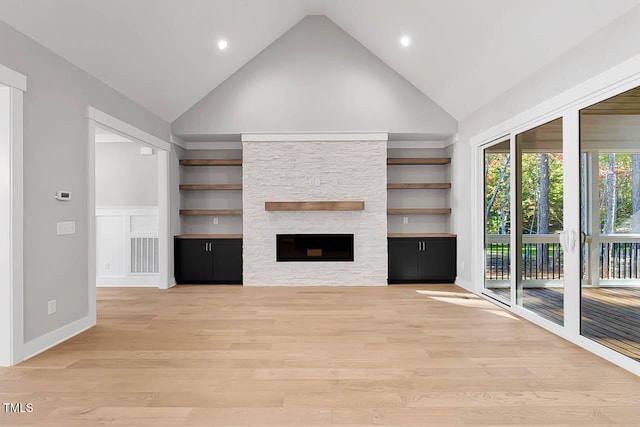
[2,284,640,426]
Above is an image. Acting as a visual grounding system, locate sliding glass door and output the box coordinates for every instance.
[478,77,640,368]
[580,86,640,360]
[483,118,570,327]
[515,118,565,325]
[483,139,511,303]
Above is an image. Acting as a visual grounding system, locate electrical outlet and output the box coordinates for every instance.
[402,217,409,224]
[47,299,56,315]
[213,217,219,225]
[105,261,110,270]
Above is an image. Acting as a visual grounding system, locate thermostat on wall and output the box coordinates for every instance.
[54,190,71,201]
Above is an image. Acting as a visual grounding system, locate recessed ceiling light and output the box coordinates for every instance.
[217,39,228,50]
[400,36,411,47]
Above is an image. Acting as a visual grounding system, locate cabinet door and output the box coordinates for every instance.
[211,239,243,284]
[175,239,213,283]
[421,237,456,282]
[388,238,422,283]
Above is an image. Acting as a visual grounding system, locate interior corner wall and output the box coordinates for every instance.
[95,141,158,207]
[172,15,457,136]
[169,144,185,283]
[0,21,170,346]
[451,5,640,291]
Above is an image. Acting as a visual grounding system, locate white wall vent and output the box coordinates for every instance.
[130,237,158,274]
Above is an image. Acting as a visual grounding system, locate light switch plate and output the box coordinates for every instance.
[57,221,76,235]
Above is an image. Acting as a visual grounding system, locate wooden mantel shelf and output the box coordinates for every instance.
[265,201,365,211]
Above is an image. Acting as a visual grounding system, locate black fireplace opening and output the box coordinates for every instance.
[277,234,354,262]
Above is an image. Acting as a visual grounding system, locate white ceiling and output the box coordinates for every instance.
[1,0,639,123]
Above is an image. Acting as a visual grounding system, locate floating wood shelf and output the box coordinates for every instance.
[387,208,451,215]
[388,233,456,238]
[387,183,451,189]
[265,201,365,211]
[387,158,451,165]
[179,210,242,216]
[179,159,242,166]
[180,184,242,191]
[175,234,243,239]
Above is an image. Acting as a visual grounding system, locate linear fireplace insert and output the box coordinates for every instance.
[276,234,354,262]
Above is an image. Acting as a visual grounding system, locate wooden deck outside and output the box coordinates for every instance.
[487,287,640,361]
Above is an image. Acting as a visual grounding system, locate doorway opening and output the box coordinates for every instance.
[0,64,25,367]
[94,126,161,287]
[88,107,170,308]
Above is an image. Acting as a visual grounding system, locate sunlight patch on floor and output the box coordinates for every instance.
[416,290,519,320]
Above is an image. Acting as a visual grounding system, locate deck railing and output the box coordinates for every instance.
[591,236,640,281]
[486,234,640,284]
[485,234,563,281]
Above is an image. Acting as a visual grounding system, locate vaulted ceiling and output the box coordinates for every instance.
[1,0,639,123]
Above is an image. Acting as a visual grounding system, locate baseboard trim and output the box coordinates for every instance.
[19,314,94,364]
[97,276,158,287]
[454,278,473,293]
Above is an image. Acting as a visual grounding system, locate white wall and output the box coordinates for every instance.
[0,21,169,349]
[96,207,159,286]
[173,16,456,136]
[451,6,640,291]
[95,140,158,207]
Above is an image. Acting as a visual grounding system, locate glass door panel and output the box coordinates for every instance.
[483,139,511,303]
[580,86,640,361]
[516,118,564,325]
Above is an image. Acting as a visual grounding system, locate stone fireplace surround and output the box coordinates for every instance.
[242,133,388,286]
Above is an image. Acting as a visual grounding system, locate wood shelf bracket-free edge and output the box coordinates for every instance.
[388,233,456,238]
[265,201,365,211]
[179,210,243,216]
[387,208,451,215]
[387,158,451,165]
[180,184,242,191]
[179,159,242,166]
[387,183,451,189]
[175,234,243,239]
